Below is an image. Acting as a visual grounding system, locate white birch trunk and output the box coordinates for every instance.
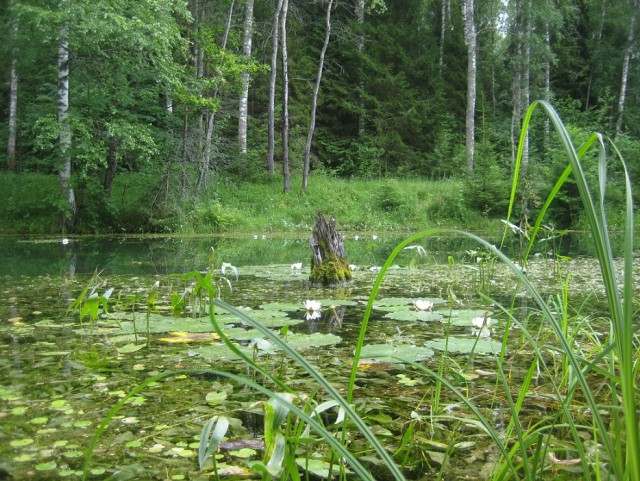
[7,0,18,171]
[281,0,290,193]
[616,0,638,136]
[58,24,76,228]
[302,0,334,192]
[8,58,18,171]
[356,0,365,137]
[267,0,284,175]
[238,0,255,154]
[462,0,476,173]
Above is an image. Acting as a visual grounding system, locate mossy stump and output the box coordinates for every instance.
[310,211,352,286]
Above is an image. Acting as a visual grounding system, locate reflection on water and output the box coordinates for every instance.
[0,231,589,278]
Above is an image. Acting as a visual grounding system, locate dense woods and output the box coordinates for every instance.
[1,0,639,233]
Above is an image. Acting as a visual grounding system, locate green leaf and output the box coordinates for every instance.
[198,416,230,470]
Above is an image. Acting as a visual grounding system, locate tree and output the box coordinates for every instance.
[6,0,18,172]
[238,0,255,154]
[462,0,476,173]
[57,21,76,229]
[281,0,290,193]
[302,0,334,192]
[267,0,284,175]
[616,0,639,136]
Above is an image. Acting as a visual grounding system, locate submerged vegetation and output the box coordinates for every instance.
[1,103,638,480]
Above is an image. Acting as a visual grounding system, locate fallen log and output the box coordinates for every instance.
[309,211,352,286]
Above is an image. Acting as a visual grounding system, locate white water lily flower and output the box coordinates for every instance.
[471,315,493,328]
[348,264,358,271]
[472,327,492,338]
[221,262,239,280]
[413,300,434,311]
[291,262,303,270]
[62,238,69,245]
[304,300,321,312]
[304,300,322,320]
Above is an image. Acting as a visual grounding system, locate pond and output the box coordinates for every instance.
[0,233,635,480]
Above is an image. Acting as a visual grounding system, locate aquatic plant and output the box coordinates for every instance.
[82,101,637,480]
[350,100,638,480]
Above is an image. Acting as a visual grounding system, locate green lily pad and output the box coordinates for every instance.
[372,297,446,311]
[280,332,342,350]
[10,438,34,447]
[383,310,443,322]
[35,461,57,471]
[295,458,350,478]
[441,309,492,326]
[360,344,434,363]
[425,336,502,354]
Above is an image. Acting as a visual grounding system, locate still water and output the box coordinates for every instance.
[0,233,608,480]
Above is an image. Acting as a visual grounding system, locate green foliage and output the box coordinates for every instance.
[463,142,511,217]
[190,201,242,232]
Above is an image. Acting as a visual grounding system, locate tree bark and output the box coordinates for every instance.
[104,136,119,196]
[616,0,638,136]
[238,0,254,154]
[310,211,351,286]
[58,23,76,230]
[267,0,284,175]
[281,0,290,193]
[302,0,334,192]
[7,0,18,171]
[356,0,365,137]
[462,0,476,173]
[8,58,18,172]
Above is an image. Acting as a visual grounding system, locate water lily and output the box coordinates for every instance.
[472,326,492,338]
[471,315,493,328]
[291,262,303,270]
[413,300,434,311]
[304,300,322,320]
[62,238,69,245]
[348,264,358,271]
[221,262,239,280]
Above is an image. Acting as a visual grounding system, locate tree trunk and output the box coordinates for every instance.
[281,0,290,193]
[438,0,447,76]
[58,24,76,230]
[238,0,254,154]
[196,0,234,193]
[7,58,18,172]
[7,0,18,171]
[302,0,334,192]
[616,0,638,136]
[586,0,606,111]
[462,0,476,173]
[104,136,119,196]
[309,211,352,286]
[356,0,365,137]
[267,0,284,175]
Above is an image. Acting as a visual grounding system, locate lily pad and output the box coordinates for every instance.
[441,309,492,327]
[425,336,502,354]
[295,458,350,478]
[383,310,443,322]
[158,332,220,343]
[360,344,434,363]
[373,297,446,311]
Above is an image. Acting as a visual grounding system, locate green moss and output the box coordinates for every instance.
[309,253,352,286]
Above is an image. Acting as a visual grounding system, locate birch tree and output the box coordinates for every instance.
[302,0,334,192]
[616,0,639,136]
[281,0,290,193]
[7,0,18,171]
[238,0,255,154]
[462,0,476,173]
[267,0,284,175]
[57,22,76,229]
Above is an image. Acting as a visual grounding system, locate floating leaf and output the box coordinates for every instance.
[10,438,34,447]
[158,332,220,343]
[205,391,228,405]
[295,458,350,478]
[360,344,434,363]
[425,336,502,354]
[35,461,57,471]
[383,310,443,322]
[117,343,146,353]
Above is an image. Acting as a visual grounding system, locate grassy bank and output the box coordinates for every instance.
[0,172,501,235]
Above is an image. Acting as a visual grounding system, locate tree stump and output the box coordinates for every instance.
[309,211,352,286]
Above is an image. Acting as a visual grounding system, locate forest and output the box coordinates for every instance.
[1,0,639,234]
